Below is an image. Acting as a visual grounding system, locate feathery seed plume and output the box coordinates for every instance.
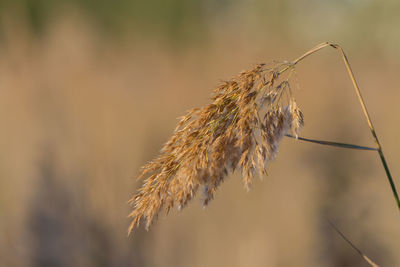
[128,62,304,234]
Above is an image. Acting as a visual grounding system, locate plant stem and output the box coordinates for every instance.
[290,42,400,212]
[327,219,380,267]
[285,134,377,151]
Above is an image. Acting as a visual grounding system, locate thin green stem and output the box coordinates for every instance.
[285,134,377,151]
[291,42,400,212]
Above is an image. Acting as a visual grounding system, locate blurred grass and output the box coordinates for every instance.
[0,1,400,266]
[1,0,400,54]
[0,0,214,43]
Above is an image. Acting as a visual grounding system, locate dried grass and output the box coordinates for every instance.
[128,43,398,267]
[128,61,304,233]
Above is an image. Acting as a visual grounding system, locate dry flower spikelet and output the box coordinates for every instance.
[128,62,304,234]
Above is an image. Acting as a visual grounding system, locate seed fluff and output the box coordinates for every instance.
[128,62,304,234]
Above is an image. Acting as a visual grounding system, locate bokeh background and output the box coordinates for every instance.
[1,1,400,266]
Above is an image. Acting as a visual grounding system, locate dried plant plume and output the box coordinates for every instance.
[128,62,304,234]
[127,41,395,267]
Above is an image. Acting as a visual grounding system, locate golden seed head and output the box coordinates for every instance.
[128,62,304,234]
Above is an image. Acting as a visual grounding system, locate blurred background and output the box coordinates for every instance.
[1,1,400,266]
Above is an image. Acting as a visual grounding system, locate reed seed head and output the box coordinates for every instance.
[128,62,304,234]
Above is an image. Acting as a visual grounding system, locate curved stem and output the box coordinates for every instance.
[291,42,400,212]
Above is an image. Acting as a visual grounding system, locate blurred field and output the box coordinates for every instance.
[1,2,400,267]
